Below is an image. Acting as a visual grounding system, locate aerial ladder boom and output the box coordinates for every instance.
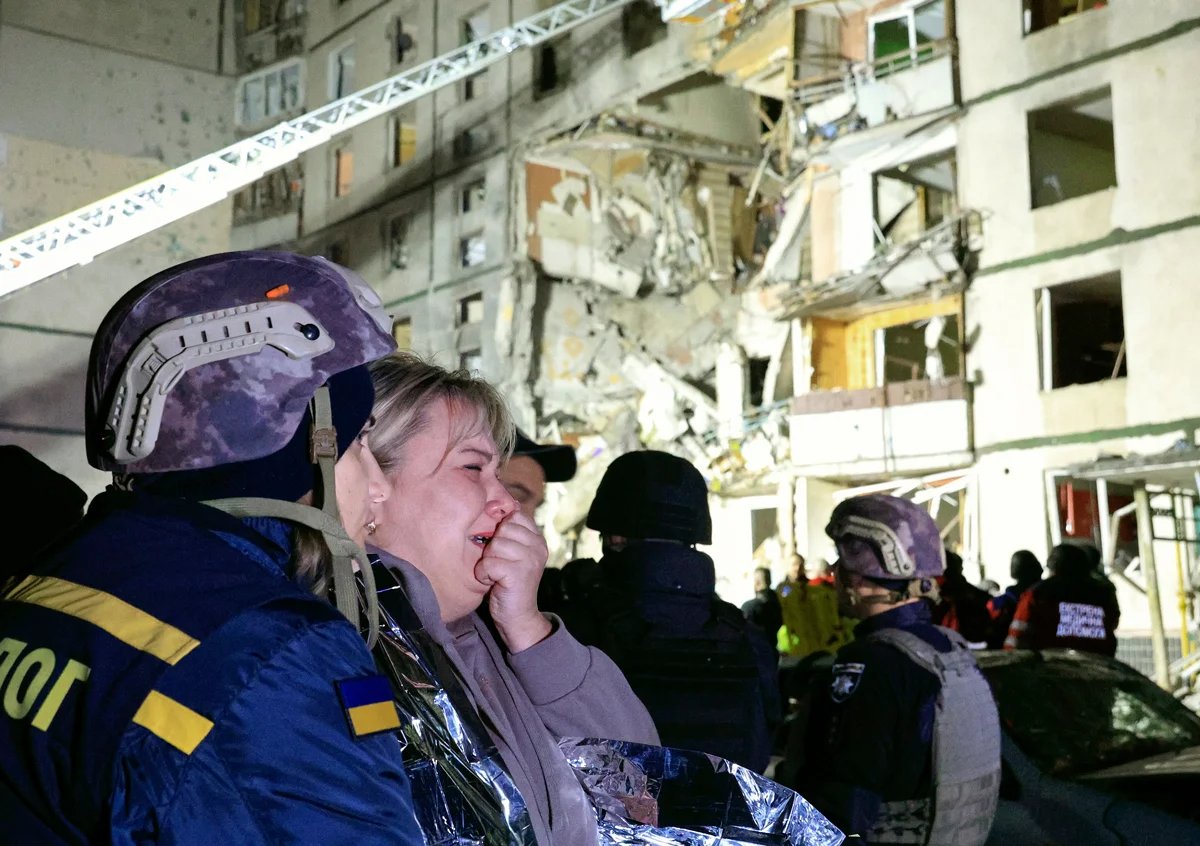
[0,0,646,301]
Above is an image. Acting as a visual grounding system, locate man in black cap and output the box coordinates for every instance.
[499,430,577,522]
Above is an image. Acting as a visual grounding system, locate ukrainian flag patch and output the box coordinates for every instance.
[335,674,401,738]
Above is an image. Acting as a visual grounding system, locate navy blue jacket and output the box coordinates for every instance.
[0,491,421,845]
[804,601,950,836]
[560,541,781,771]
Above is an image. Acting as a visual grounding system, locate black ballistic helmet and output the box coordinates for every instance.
[586,450,712,544]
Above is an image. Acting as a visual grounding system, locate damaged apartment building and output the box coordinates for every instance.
[708,0,1200,678]
[2,0,1199,671]
[226,0,791,584]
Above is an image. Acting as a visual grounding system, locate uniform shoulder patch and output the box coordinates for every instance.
[830,661,865,703]
[334,674,402,738]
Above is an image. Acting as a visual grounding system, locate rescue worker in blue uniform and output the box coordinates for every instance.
[0,252,423,844]
[802,495,1000,845]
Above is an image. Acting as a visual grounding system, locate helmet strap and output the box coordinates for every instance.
[202,385,380,649]
[843,577,938,609]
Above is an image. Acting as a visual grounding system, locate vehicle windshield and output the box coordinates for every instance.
[981,654,1200,778]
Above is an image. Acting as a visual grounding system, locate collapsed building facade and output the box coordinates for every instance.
[707,0,1200,684]
[1,0,1198,682]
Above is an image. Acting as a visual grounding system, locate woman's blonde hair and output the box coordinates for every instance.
[368,351,515,474]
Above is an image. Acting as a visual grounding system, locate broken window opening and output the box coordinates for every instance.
[622,1,669,56]
[326,239,349,267]
[232,162,303,225]
[1028,88,1116,209]
[237,59,303,126]
[457,292,484,326]
[243,0,301,35]
[747,357,771,408]
[873,151,957,245]
[463,72,485,102]
[243,0,268,35]
[386,214,409,270]
[393,17,414,65]
[869,0,945,77]
[329,43,355,99]
[459,349,484,373]
[750,507,779,558]
[453,124,494,160]
[1024,0,1108,36]
[1054,478,1135,547]
[459,8,488,103]
[392,316,413,350]
[534,37,570,98]
[389,114,416,168]
[462,8,489,44]
[1036,273,1126,391]
[459,233,487,268]
[460,179,486,214]
[876,314,961,385]
[758,96,784,138]
[333,146,354,197]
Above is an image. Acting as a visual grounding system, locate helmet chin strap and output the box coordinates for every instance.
[203,386,380,649]
[841,577,940,610]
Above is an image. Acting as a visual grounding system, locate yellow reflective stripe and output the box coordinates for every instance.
[4,576,199,665]
[347,701,401,736]
[132,690,213,755]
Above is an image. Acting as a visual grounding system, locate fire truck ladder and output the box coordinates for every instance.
[0,0,644,300]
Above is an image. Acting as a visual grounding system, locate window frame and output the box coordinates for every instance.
[458,232,487,269]
[392,315,413,350]
[459,178,486,214]
[457,291,484,326]
[866,0,944,73]
[387,112,417,169]
[333,145,354,198]
[328,41,356,101]
[384,213,410,271]
[1034,273,1126,392]
[235,58,305,128]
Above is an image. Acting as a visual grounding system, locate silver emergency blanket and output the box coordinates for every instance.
[369,565,843,846]
[373,571,537,846]
[562,739,845,846]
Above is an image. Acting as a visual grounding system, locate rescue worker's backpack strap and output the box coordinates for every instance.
[865,626,1001,846]
[203,495,379,649]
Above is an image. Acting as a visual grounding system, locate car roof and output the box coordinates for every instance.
[974,648,1141,677]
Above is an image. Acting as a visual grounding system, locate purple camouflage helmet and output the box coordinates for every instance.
[86,251,395,474]
[825,494,946,581]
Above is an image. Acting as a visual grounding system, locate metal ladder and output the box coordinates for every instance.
[0,0,646,300]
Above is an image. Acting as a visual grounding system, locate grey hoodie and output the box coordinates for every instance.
[370,548,659,846]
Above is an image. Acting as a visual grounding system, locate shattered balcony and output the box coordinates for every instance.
[710,1,799,99]
[789,376,972,477]
[796,42,955,138]
[780,208,978,319]
[791,1,957,153]
[523,117,759,298]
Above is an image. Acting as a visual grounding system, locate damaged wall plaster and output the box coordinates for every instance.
[0,26,234,165]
